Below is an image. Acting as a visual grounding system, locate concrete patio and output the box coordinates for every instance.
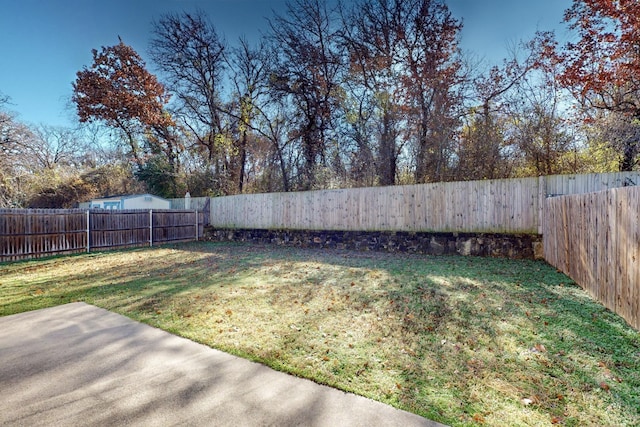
[0,302,443,426]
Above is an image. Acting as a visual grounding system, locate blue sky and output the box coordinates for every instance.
[0,0,572,128]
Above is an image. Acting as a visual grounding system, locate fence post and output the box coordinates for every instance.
[86,210,90,253]
[538,175,546,235]
[195,210,199,241]
[149,210,153,247]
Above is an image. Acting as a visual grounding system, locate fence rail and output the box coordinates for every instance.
[543,187,640,330]
[0,209,204,262]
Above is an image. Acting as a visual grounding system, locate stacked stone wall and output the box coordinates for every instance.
[205,228,543,259]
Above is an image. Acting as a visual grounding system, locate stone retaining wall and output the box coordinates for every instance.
[204,228,543,259]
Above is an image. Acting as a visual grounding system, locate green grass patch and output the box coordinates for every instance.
[1,242,638,426]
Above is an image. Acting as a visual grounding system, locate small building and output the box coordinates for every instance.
[90,194,171,210]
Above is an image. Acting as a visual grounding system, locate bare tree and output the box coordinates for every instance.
[226,38,273,193]
[218,36,296,193]
[456,51,535,180]
[401,0,463,183]
[0,111,34,207]
[589,113,640,172]
[341,0,410,186]
[28,125,85,170]
[150,11,230,191]
[269,0,344,189]
[505,60,579,176]
[342,0,463,185]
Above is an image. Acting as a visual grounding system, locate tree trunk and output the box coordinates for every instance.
[377,110,396,186]
[238,129,248,193]
[620,143,637,171]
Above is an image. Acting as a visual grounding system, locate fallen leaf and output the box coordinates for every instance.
[535,343,547,353]
[551,416,563,424]
[472,413,485,423]
[600,382,610,391]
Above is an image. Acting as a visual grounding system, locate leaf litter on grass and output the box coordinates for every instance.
[1,241,639,426]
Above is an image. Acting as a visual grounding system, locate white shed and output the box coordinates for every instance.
[90,194,171,210]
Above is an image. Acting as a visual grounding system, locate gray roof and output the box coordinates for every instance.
[93,193,170,202]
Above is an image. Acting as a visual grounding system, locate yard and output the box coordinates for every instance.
[1,241,638,426]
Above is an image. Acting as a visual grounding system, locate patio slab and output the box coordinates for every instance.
[0,302,444,426]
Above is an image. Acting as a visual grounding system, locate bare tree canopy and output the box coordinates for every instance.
[7,0,638,209]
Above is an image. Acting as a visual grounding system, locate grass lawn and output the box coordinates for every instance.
[1,241,639,426]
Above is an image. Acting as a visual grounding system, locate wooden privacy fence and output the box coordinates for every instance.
[0,209,204,262]
[169,196,210,211]
[543,187,640,330]
[211,178,541,233]
[209,172,640,234]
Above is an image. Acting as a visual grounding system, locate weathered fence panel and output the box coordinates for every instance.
[0,209,204,262]
[0,209,87,261]
[169,196,210,211]
[152,210,204,244]
[543,187,640,330]
[89,210,151,250]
